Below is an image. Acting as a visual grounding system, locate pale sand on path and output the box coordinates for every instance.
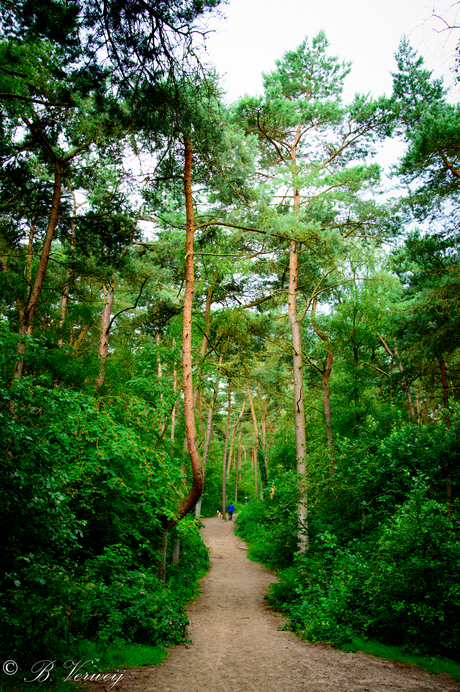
[113,516,460,692]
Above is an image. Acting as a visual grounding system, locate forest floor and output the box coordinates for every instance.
[105,516,460,692]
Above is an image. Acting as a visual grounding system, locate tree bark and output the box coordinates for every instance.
[311,297,335,469]
[439,356,452,514]
[253,446,258,500]
[289,125,308,550]
[162,135,203,534]
[177,137,203,512]
[227,400,246,475]
[159,530,168,586]
[171,537,180,564]
[156,332,166,435]
[246,379,259,443]
[288,239,308,551]
[13,159,62,380]
[193,279,215,409]
[221,380,232,518]
[322,349,334,471]
[235,429,242,503]
[195,353,223,520]
[163,136,203,532]
[171,351,177,442]
[58,187,77,347]
[97,281,115,388]
[377,334,416,418]
[439,356,450,429]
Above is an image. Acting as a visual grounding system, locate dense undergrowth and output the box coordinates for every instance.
[236,417,460,663]
[0,352,209,680]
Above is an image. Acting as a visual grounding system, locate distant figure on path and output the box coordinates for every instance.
[244,496,250,504]
[228,502,234,520]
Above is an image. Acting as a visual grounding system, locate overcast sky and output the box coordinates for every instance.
[203,0,460,104]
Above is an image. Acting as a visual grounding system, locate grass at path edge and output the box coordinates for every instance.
[340,638,460,681]
[234,521,460,682]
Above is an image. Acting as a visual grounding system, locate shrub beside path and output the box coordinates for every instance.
[116,516,460,692]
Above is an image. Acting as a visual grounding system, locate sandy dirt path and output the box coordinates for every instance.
[116,516,460,692]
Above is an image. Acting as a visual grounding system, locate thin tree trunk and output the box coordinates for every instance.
[156,332,166,434]
[253,446,258,500]
[192,279,215,409]
[171,356,177,442]
[235,429,242,503]
[26,221,35,291]
[171,537,180,564]
[311,297,335,467]
[322,349,334,471]
[222,380,232,519]
[75,324,90,355]
[195,353,223,520]
[197,390,204,440]
[13,160,63,380]
[439,356,452,515]
[246,379,259,445]
[288,239,308,550]
[289,128,308,551]
[377,334,415,418]
[97,281,115,388]
[159,530,168,586]
[227,400,246,475]
[58,187,77,347]
[439,356,450,429]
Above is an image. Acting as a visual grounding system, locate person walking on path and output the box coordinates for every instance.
[228,502,234,520]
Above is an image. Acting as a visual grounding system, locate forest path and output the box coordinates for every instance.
[116,516,459,692]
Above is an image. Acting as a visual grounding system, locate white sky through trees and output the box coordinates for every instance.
[205,0,460,103]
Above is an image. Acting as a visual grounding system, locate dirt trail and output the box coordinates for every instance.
[117,516,460,692]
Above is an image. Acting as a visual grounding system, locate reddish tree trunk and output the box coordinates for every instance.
[177,137,203,513]
[161,136,203,537]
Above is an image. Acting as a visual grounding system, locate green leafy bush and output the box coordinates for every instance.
[236,471,298,569]
[357,486,460,655]
[0,370,208,665]
[266,483,460,657]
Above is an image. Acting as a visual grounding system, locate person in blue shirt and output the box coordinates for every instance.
[228,502,234,520]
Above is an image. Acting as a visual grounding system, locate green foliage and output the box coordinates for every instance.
[236,471,298,568]
[2,9,460,678]
[357,487,460,654]
[239,413,460,659]
[0,346,208,665]
[341,638,460,680]
[264,482,460,658]
[71,547,189,646]
[76,639,168,668]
